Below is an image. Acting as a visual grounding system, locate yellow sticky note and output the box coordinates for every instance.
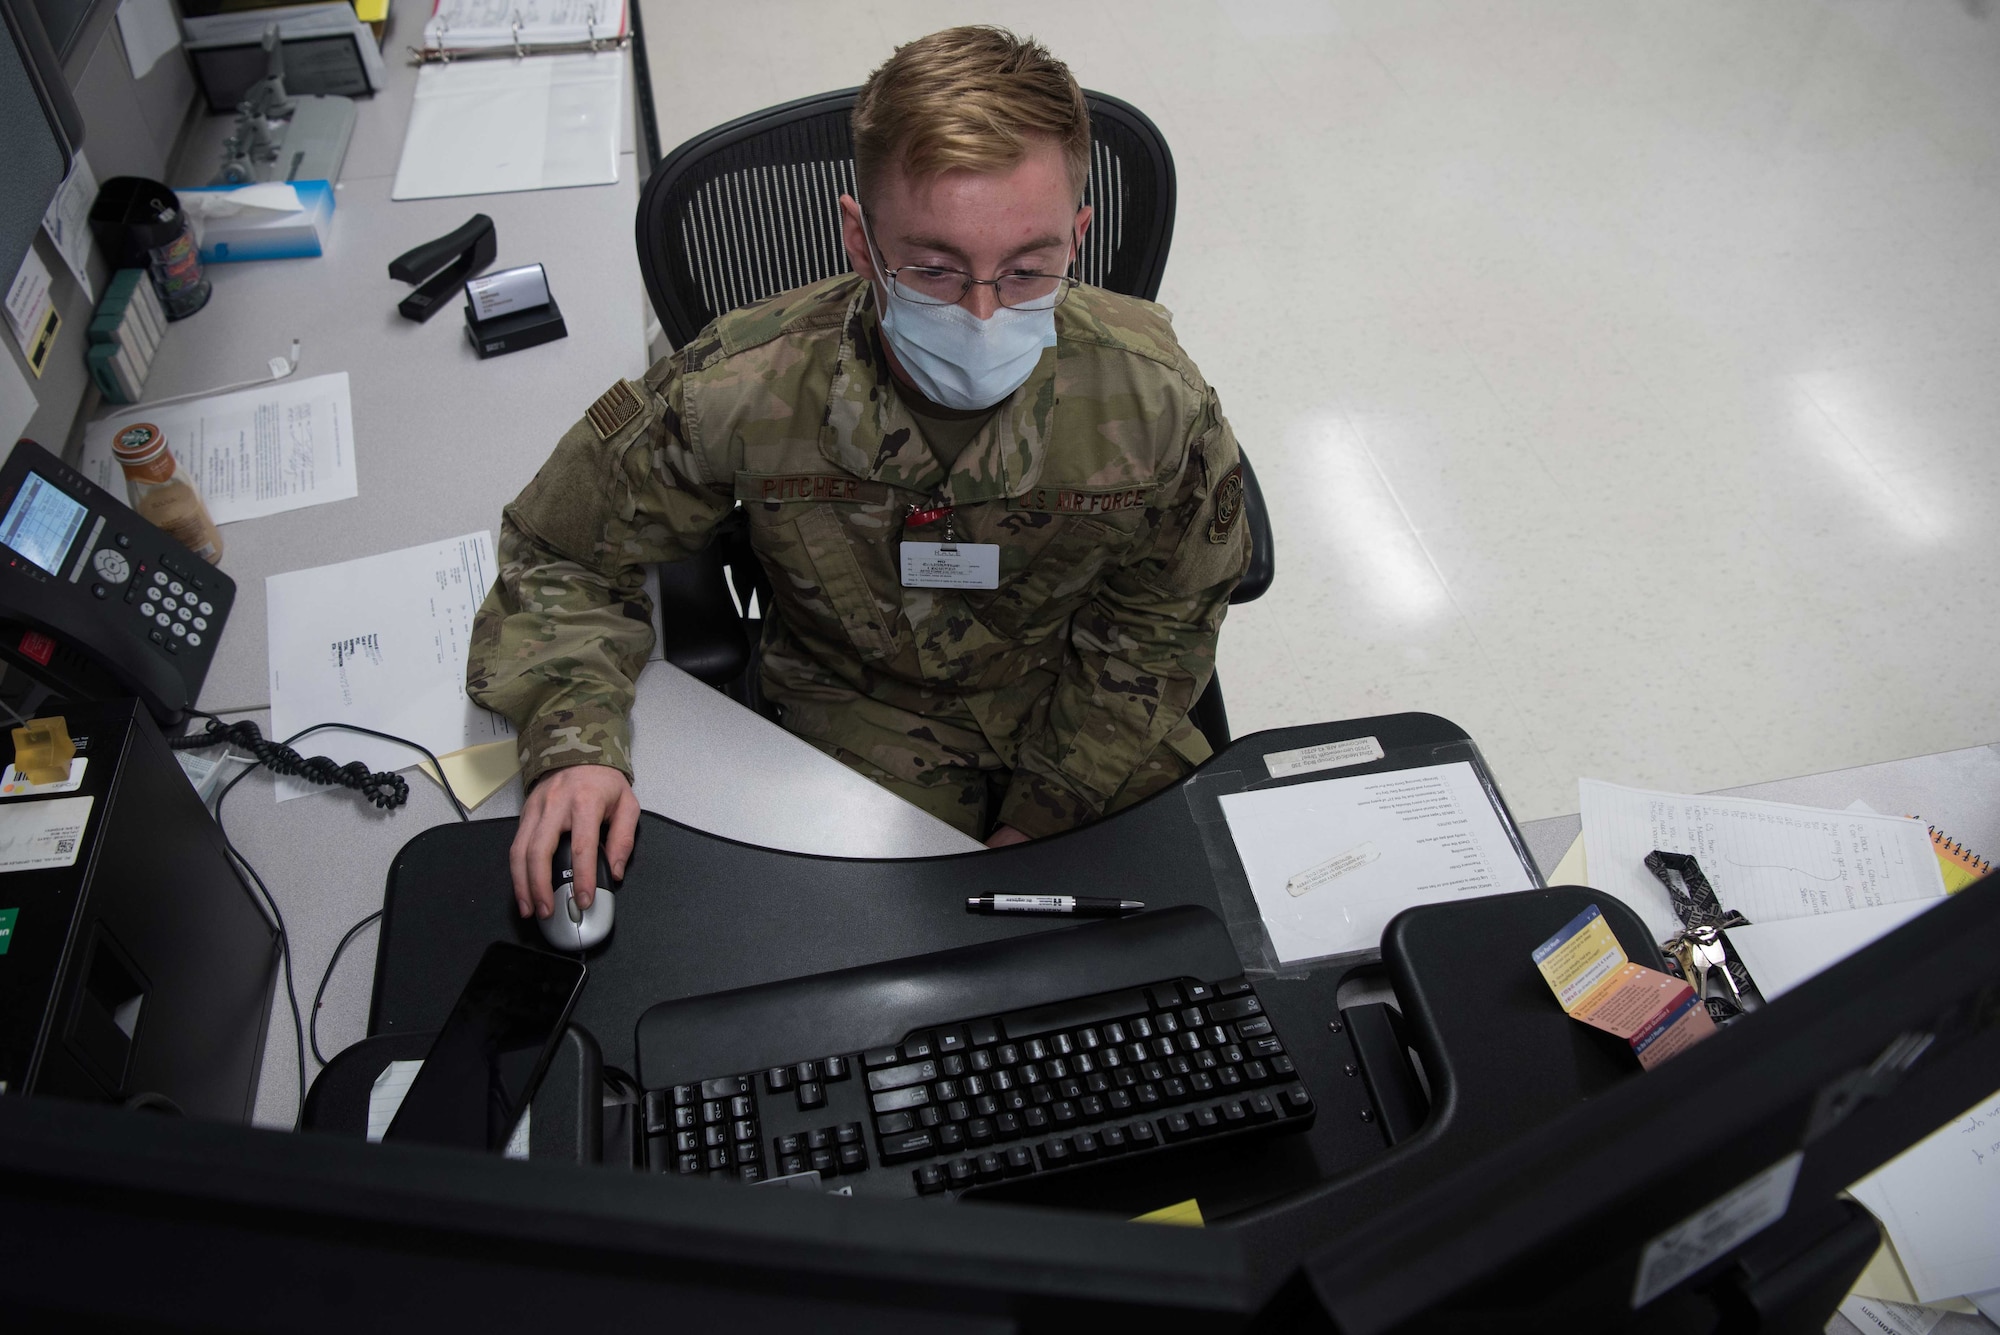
[418,738,520,811]
[1548,831,1587,886]
[352,0,389,22]
[1132,1198,1204,1227]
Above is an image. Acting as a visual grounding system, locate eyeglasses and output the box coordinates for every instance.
[879,263,1080,311]
[863,212,1082,311]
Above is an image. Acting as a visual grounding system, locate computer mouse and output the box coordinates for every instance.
[540,830,618,951]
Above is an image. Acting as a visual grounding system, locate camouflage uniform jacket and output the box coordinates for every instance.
[466,274,1250,837]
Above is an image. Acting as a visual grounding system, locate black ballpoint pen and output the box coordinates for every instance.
[965,894,1144,917]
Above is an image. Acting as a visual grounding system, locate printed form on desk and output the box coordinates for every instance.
[82,372,357,523]
[267,532,514,802]
[1219,761,1538,963]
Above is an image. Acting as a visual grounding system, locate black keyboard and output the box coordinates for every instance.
[633,906,1315,1199]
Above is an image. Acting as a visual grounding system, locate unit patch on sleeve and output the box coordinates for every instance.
[1207,463,1245,544]
[585,380,644,440]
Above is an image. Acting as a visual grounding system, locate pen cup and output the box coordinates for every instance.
[90,177,212,321]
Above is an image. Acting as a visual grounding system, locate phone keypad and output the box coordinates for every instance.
[134,557,217,659]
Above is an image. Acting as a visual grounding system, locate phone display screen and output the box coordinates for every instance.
[383,943,586,1153]
[0,474,88,577]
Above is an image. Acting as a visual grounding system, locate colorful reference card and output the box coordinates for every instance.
[1533,904,1715,1070]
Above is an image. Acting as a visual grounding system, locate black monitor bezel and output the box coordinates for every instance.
[0,874,1991,1329]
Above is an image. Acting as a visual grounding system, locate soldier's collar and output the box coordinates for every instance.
[819,283,1056,503]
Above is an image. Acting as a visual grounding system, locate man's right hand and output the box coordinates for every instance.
[509,764,641,921]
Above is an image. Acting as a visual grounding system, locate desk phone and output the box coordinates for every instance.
[0,441,234,724]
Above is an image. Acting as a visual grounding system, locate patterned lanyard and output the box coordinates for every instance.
[1644,850,1756,1017]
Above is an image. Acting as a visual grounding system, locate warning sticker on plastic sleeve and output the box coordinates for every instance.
[1263,736,1384,779]
[1631,1152,1802,1308]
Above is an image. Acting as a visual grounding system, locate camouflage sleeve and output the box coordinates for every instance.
[997,388,1251,838]
[466,355,734,790]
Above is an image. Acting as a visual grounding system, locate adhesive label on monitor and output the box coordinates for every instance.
[1263,736,1383,779]
[1631,1152,1802,1308]
[0,907,17,955]
[0,795,93,872]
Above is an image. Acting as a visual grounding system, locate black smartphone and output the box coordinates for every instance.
[382,942,587,1153]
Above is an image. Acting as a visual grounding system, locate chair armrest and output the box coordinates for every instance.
[655,535,751,687]
[1231,450,1275,605]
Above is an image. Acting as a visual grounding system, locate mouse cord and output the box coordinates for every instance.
[310,908,383,1067]
[193,719,472,1129]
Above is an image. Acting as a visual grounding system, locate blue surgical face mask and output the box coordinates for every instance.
[861,217,1061,412]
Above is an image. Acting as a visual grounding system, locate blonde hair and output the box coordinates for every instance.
[853,26,1091,206]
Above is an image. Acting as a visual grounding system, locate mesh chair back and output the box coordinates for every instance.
[637,88,1177,348]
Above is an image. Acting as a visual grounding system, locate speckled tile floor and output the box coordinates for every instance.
[641,0,2000,819]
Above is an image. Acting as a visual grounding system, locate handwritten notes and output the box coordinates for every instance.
[1578,780,1947,941]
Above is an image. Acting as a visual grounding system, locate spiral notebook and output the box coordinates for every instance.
[1925,823,1993,893]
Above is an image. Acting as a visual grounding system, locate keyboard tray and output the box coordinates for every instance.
[633,906,1315,1200]
[635,905,1240,1089]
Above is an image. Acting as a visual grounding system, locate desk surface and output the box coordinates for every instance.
[109,0,976,1128]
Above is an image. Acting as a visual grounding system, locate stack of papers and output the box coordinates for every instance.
[1573,778,1988,1320]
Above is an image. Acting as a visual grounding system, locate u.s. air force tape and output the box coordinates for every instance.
[585,380,643,440]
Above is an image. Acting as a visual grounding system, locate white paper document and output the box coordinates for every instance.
[0,796,95,872]
[1577,779,1947,941]
[1220,762,1538,962]
[41,150,100,301]
[1849,1089,2000,1304]
[424,0,627,47]
[6,246,54,353]
[1726,900,1936,1000]
[392,54,623,200]
[82,372,358,524]
[267,532,514,802]
[1838,1295,1945,1335]
[367,1058,530,1158]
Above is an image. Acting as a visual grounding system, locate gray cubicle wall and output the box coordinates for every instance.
[4,0,196,464]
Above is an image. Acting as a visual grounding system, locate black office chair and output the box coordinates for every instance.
[633,88,1273,747]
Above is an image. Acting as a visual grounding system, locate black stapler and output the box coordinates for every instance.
[389,213,497,323]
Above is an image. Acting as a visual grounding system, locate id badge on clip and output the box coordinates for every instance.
[900,541,1000,589]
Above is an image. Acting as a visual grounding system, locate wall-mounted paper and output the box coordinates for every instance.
[40,150,99,301]
[116,0,182,79]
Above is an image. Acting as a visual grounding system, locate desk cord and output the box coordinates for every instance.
[176,715,470,1128]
